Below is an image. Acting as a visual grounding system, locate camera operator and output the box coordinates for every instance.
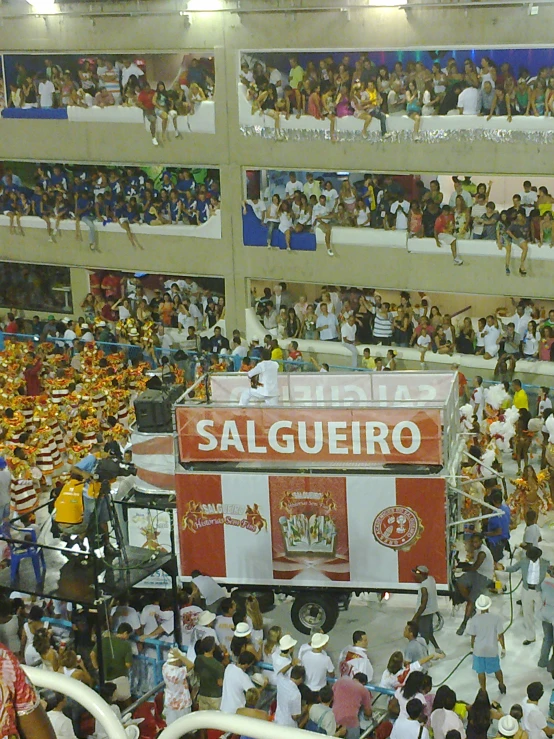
[69,438,113,553]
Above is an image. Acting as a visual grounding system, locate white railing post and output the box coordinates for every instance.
[22,666,127,739]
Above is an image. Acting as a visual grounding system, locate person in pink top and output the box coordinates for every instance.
[332,672,372,739]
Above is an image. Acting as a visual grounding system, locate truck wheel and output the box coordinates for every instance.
[290,594,339,635]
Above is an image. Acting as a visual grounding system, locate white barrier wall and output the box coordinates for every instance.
[239,84,554,138]
[0,210,221,239]
[67,101,216,134]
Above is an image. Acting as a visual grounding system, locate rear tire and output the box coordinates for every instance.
[290,593,340,635]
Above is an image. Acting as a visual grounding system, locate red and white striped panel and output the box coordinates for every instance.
[175,473,448,589]
[131,430,175,492]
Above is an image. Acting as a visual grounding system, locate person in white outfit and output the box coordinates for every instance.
[239,348,280,407]
[300,633,335,692]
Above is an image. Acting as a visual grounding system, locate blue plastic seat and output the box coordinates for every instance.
[4,524,46,586]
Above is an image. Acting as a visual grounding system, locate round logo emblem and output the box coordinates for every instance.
[373,505,423,550]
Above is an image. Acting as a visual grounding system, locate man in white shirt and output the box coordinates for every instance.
[80,324,95,343]
[457,85,481,115]
[121,58,144,88]
[275,665,305,727]
[285,172,303,199]
[391,698,430,739]
[243,197,266,222]
[62,319,77,345]
[214,598,237,653]
[185,299,202,327]
[470,375,485,422]
[471,194,488,239]
[267,64,285,98]
[504,547,549,645]
[341,315,359,368]
[177,305,196,332]
[272,634,298,682]
[300,633,335,692]
[220,653,256,713]
[191,570,226,608]
[390,196,410,231]
[231,338,248,371]
[448,178,474,209]
[312,194,335,256]
[179,591,203,648]
[316,303,339,341]
[521,682,554,739]
[505,303,532,338]
[338,630,374,682]
[303,173,321,200]
[38,77,55,108]
[482,315,501,359]
[520,181,538,217]
[239,348,280,406]
[323,182,339,212]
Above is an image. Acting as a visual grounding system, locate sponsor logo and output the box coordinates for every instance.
[180,500,267,534]
[373,505,423,550]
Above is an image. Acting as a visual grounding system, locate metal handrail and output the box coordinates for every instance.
[23,666,127,739]
[158,710,324,739]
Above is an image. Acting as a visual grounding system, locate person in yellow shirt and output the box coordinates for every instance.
[512,379,529,410]
[270,339,284,371]
[361,347,376,370]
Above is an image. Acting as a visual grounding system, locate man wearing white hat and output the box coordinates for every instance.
[162,647,194,725]
[466,594,507,693]
[496,715,520,738]
[188,611,219,662]
[300,633,335,692]
[272,634,299,682]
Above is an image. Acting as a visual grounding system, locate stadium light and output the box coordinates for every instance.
[25,0,60,13]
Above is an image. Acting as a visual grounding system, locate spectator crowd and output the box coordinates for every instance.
[0,164,220,248]
[241,51,554,137]
[250,283,554,374]
[244,173,553,272]
[6,54,214,113]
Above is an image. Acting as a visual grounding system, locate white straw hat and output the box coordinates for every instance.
[475,595,491,611]
[233,622,252,638]
[497,716,519,737]
[197,611,216,626]
[311,633,329,649]
[279,634,297,651]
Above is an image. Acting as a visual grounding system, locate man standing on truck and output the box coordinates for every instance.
[239,348,280,406]
[412,566,443,654]
[338,631,374,683]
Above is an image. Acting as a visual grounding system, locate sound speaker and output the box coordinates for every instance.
[134,386,183,433]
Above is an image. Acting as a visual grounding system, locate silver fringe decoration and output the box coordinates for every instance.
[240,125,554,144]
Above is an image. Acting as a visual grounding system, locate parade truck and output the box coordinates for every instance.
[129,370,463,633]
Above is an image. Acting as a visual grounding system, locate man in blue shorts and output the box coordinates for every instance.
[466,595,506,693]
